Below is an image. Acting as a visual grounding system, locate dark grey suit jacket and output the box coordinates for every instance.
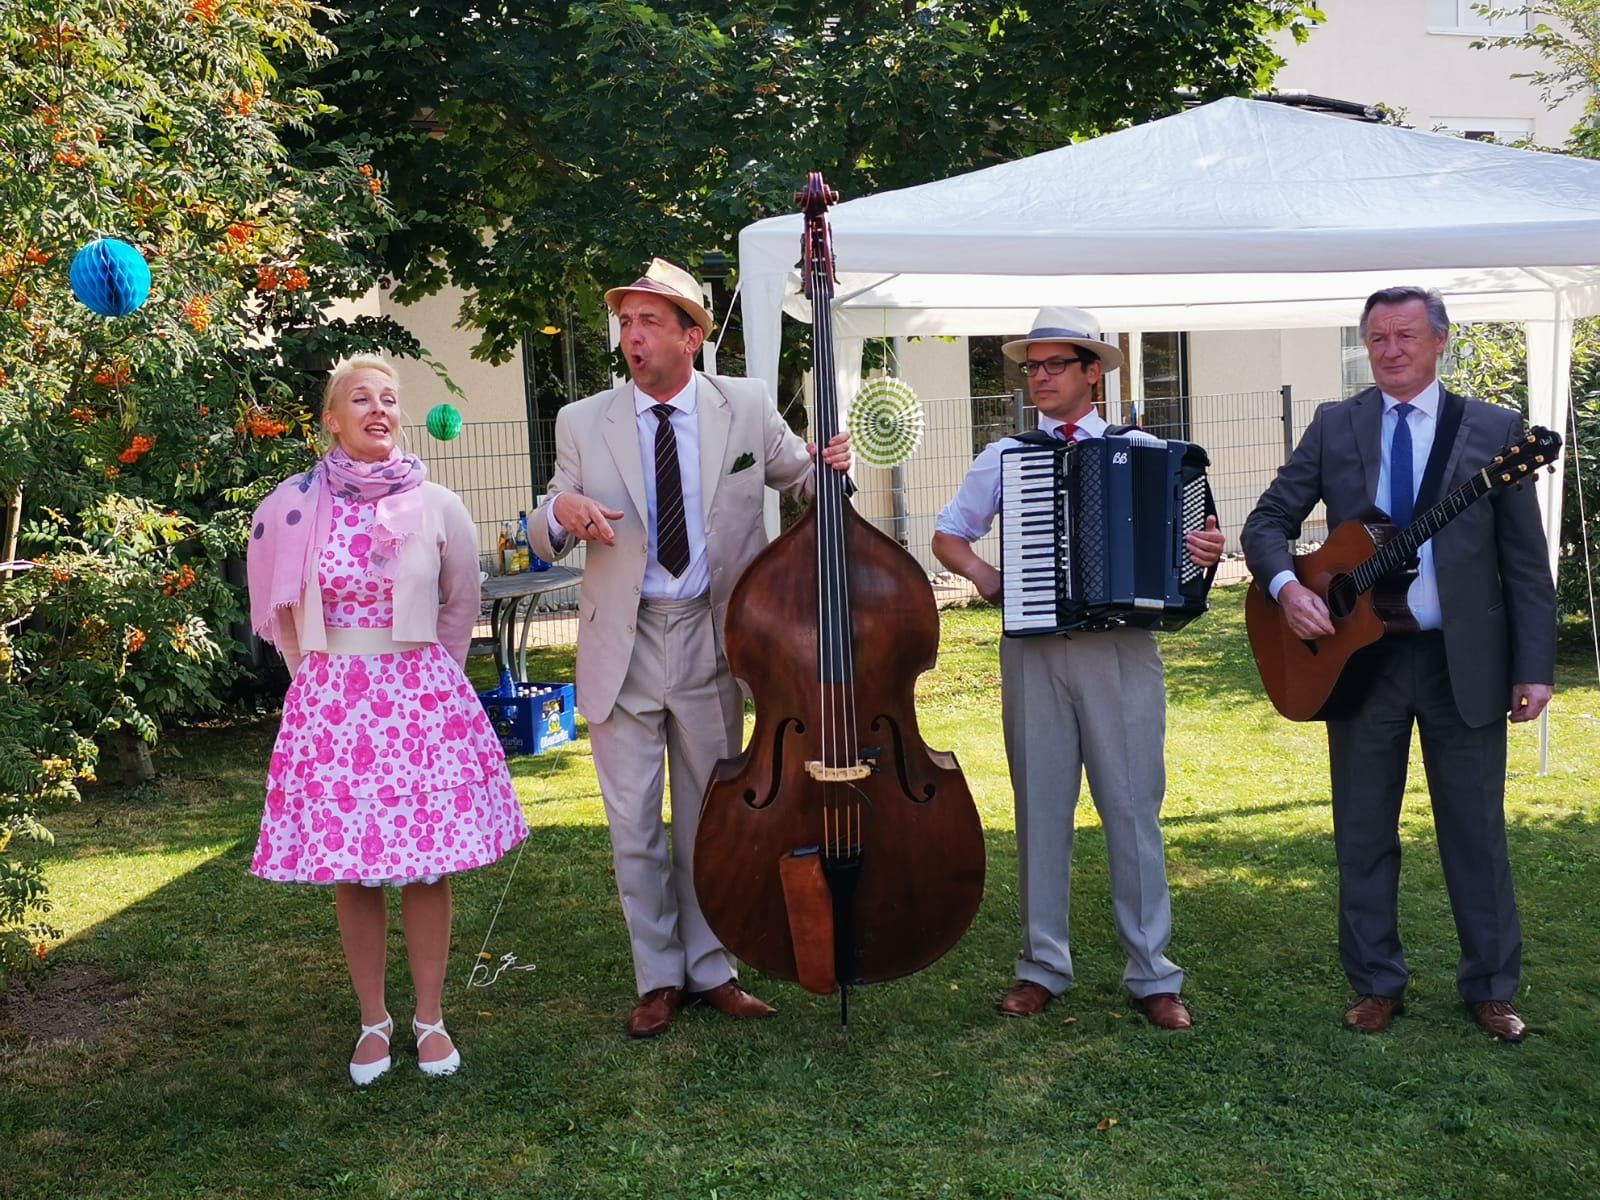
[1240,386,1556,728]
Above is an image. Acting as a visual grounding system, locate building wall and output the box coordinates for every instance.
[376,285,530,425]
[339,286,539,557]
[1270,0,1589,146]
[891,334,978,569]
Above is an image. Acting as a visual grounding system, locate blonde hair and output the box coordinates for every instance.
[319,354,407,452]
[323,353,400,411]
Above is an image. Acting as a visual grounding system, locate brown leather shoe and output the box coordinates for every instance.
[1470,1000,1527,1043]
[998,981,1053,1017]
[1133,992,1192,1030]
[1344,994,1404,1034]
[627,986,683,1038]
[688,980,776,1020]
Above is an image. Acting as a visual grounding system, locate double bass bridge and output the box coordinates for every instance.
[805,759,873,783]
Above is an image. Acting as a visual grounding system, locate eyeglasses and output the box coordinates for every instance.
[1019,355,1091,377]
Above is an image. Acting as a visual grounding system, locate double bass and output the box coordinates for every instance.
[693,173,986,1028]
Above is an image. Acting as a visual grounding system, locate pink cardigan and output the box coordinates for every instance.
[271,481,482,674]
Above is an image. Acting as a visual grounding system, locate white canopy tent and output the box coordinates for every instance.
[737,96,1600,585]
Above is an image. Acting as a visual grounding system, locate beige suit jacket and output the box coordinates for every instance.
[527,372,816,723]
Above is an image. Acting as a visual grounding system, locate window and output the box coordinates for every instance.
[1436,116,1535,143]
[1140,332,1189,439]
[969,335,1021,453]
[1427,0,1528,34]
[1341,327,1376,395]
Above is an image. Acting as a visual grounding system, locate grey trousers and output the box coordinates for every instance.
[587,595,744,996]
[1001,627,1183,998]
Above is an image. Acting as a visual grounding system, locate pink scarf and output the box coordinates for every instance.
[247,448,428,644]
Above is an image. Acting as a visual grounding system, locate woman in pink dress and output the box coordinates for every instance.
[247,354,528,1085]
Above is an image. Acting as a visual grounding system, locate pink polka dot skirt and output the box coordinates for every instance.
[251,497,528,886]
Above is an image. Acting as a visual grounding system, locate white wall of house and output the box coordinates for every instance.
[326,284,528,426]
[1270,0,1589,146]
[379,286,529,425]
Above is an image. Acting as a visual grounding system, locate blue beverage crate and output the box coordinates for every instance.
[478,681,576,756]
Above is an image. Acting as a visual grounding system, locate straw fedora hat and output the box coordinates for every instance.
[604,258,714,336]
[1002,306,1124,372]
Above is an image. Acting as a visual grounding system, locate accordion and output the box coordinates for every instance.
[999,433,1216,636]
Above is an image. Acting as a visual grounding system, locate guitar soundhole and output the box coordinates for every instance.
[1325,575,1356,621]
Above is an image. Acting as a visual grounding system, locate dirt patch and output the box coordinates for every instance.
[0,964,136,1050]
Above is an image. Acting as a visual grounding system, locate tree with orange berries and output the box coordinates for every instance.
[0,0,426,986]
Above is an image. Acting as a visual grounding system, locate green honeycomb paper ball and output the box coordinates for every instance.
[425,403,463,441]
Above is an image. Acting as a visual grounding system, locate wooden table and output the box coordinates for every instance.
[480,566,581,682]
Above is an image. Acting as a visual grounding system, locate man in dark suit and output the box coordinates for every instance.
[1241,286,1555,1043]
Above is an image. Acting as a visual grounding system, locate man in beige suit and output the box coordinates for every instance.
[528,258,852,1037]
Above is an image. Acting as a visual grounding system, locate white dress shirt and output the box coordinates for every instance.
[1267,379,1442,630]
[546,375,711,600]
[935,411,1153,541]
[633,377,710,600]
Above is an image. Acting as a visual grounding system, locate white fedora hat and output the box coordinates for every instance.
[1002,306,1124,372]
[604,257,714,336]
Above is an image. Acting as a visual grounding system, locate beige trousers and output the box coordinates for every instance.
[586,595,744,995]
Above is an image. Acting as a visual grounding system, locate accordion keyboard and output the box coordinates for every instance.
[1000,449,1066,633]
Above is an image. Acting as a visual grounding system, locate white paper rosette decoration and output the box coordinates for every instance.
[847,376,924,468]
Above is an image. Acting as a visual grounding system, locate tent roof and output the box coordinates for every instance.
[736,96,1600,350]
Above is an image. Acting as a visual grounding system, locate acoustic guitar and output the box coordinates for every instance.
[1246,425,1561,721]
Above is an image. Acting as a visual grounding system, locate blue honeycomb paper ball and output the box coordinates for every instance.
[69,238,152,317]
[426,403,463,441]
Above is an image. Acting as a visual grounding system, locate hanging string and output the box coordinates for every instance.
[463,747,569,992]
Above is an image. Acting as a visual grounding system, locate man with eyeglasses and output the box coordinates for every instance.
[933,306,1224,1030]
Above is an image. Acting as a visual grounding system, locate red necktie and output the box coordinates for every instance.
[1055,423,1078,442]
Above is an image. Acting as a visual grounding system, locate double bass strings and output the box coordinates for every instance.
[808,233,861,858]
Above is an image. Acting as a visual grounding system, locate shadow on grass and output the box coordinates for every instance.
[7,779,1600,1199]
[9,588,1600,1198]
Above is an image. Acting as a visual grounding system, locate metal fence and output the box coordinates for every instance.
[409,386,1335,651]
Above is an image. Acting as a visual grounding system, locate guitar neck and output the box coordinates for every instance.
[1349,468,1492,596]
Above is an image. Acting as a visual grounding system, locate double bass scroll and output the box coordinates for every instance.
[692,173,986,1021]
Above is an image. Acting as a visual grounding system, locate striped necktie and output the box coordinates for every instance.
[650,404,691,577]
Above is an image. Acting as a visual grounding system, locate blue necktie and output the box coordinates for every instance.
[1390,403,1415,528]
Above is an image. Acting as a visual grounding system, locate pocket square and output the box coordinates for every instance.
[730,452,756,474]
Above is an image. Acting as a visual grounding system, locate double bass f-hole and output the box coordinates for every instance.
[693,171,986,1032]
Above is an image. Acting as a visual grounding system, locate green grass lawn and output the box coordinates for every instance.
[4,585,1599,1199]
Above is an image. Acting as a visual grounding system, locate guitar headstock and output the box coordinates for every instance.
[1489,425,1562,489]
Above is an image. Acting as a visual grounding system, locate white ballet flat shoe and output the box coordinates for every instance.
[413,1015,461,1078]
[348,1014,393,1086]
